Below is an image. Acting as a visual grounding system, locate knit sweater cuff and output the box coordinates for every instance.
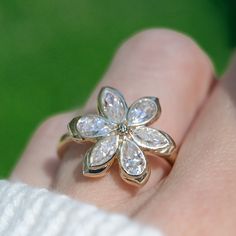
[0,180,161,236]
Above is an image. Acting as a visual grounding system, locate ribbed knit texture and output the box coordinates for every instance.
[0,180,162,236]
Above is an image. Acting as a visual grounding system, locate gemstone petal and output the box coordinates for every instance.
[83,149,112,177]
[89,135,119,167]
[120,138,146,176]
[76,114,115,139]
[131,126,175,155]
[127,97,160,126]
[98,87,128,123]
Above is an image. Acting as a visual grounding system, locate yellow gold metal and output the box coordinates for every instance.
[57,86,177,186]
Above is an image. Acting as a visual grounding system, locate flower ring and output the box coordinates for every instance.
[58,87,177,186]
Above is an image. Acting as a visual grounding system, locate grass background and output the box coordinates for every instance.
[0,0,235,177]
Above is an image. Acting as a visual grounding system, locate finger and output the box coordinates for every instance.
[137,55,236,234]
[54,29,214,214]
[10,112,75,188]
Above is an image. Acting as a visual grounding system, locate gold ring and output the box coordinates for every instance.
[57,87,177,186]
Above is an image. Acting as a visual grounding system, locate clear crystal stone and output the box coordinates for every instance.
[127,97,158,126]
[77,115,114,138]
[99,87,127,123]
[120,139,146,176]
[131,126,169,150]
[117,123,128,134]
[89,135,119,167]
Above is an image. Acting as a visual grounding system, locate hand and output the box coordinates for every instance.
[10,29,236,236]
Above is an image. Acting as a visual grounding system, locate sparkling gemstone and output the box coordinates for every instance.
[89,135,119,166]
[117,123,128,134]
[131,126,169,150]
[127,97,158,126]
[120,139,146,176]
[99,87,127,123]
[77,115,114,138]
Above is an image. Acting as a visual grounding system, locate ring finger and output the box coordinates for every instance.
[53,29,214,214]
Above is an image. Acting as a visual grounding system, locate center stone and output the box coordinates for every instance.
[117,123,128,134]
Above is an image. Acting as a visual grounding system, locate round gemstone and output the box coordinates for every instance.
[117,123,128,134]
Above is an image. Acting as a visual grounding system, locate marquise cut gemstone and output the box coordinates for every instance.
[127,97,158,126]
[89,135,119,167]
[131,126,169,149]
[99,87,127,123]
[120,139,146,176]
[77,115,114,138]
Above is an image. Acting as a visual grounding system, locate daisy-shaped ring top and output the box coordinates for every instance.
[66,87,176,186]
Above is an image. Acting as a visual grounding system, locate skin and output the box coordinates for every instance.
[10,29,236,235]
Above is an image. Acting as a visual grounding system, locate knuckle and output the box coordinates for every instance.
[35,113,71,138]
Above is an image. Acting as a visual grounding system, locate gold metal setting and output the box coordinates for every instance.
[58,86,177,186]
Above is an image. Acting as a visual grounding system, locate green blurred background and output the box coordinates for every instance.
[0,0,235,177]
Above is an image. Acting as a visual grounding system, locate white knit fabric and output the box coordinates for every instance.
[0,180,162,236]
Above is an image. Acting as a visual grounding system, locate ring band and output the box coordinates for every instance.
[57,86,177,186]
